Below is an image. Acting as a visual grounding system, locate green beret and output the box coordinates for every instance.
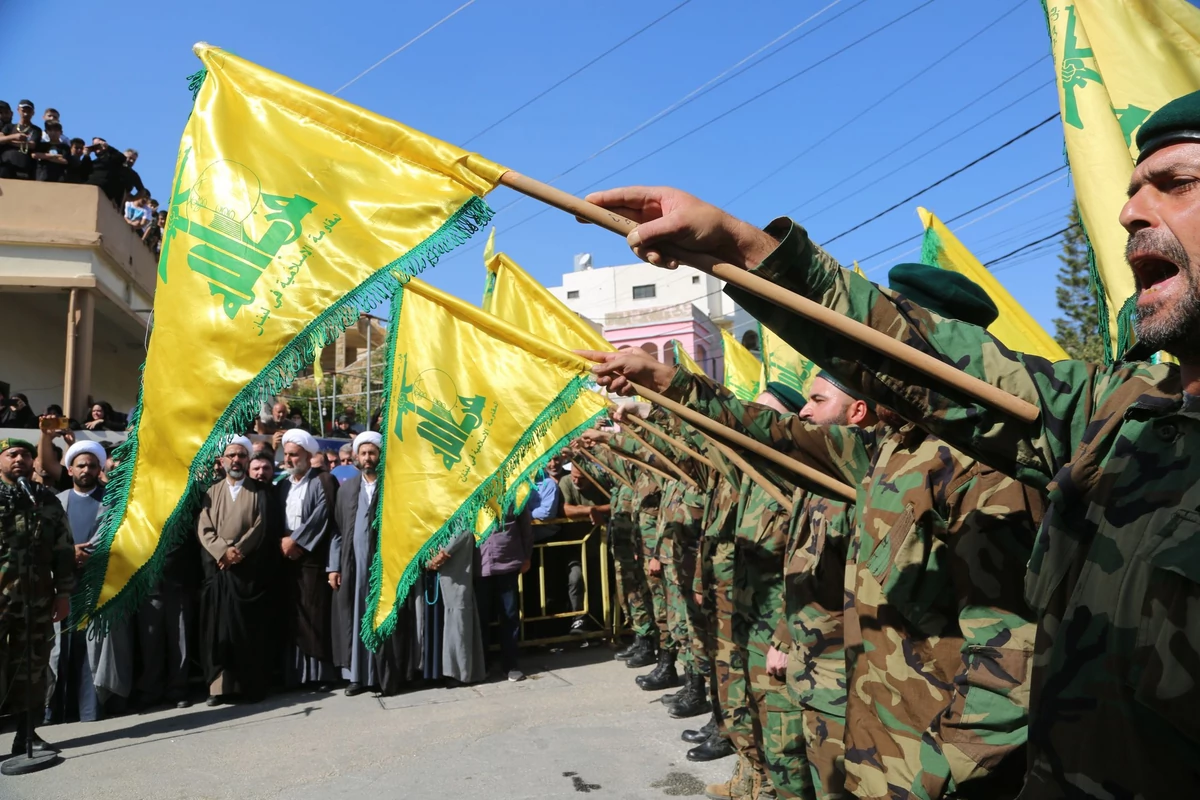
[764,382,806,414]
[0,438,35,456]
[1136,89,1200,164]
[814,370,874,411]
[888,263,999,329]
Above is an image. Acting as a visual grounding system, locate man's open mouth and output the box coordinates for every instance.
[1130,251,1181,300]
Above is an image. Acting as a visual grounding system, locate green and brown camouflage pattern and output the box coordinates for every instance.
[0,481,75,713]
[665,366,1041,799]
[736,219,1200,798]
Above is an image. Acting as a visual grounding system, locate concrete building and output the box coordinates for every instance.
[547,253,760,367]
[0,180,155,420]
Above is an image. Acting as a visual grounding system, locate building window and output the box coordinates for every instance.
[640,342,660,361]
[567,290,579,299]
[632,284,656,300]
[692,275,700,284]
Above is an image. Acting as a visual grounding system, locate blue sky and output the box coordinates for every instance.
[1,0,1160,332]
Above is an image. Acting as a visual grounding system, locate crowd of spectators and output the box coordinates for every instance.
[0,98,163,256]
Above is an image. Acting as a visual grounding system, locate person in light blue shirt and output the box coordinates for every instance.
[529,456,565,542]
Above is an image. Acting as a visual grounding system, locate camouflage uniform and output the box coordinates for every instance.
[579,454,653,637]
[0,480,76,716]
[739,220,1200,797]
[599,442,668,640]
[667,364,1042,799]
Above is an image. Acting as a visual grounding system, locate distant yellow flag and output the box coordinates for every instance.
[672,339,705,376]
[75,43,504,631]
[721,328,763,402]
[481,240,612,507]
[483,242,612,352]
[919,207,1069,362]
[759,324,818,397]
[366,278,607,647]
[1045,0,1200,360]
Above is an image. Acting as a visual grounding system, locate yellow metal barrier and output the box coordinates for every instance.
[515,519,619,648]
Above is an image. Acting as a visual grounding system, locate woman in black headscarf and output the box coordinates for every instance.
[0,393,38,428]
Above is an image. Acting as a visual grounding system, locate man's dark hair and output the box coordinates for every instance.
[0,101,11,112]
[46,404,63,415]
[45,121,62,132]
[69,137,85,147]
[45,107,59,116]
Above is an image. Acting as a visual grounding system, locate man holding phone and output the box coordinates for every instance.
[85,137,129,204]
[0,100,43,179]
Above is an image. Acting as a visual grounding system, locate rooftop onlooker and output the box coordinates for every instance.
[41,108,67,142]
[33,121,69,182]
[0,393,37,428]
[82,400,123,432]
[0,100,11,127]
[0,99,42,180]
[124,194,151,230]
[143,209,167,255]
[65,138,91,184]
[123,148,146,200]
[85,137,130,204]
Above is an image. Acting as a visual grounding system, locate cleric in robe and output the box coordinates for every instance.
[47,440,134,722]
[329,432,412,696]
[277,429,337,688]
[197,436,279,705]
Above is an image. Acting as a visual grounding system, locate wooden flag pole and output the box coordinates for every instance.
[599,443,676,484]
[576,448,632,490]
[628,381,857,502]
[624,414,715,469]
[497,170,1039,425]
[617,425,699,488]
[699,433,792,509]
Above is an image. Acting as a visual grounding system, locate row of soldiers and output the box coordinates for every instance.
[561,89,1200,800]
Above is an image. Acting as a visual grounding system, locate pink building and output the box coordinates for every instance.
[603,303,725,382]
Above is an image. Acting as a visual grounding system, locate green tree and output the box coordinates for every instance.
[1053,201,1106,362]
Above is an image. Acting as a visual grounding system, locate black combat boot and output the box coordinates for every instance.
[681,712,718,743]
[623,634,658,669]
[663,667,697,709]
[687,730,735,762]
[668,671,710,718]
[614,636,639,660]
[636,647,679,691]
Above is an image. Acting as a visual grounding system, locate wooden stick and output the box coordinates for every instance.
[630,381,857,502]
[571,457,611,498]
[699,432,791,509]
[599,443,676,484]
[576,448,631,491]
[615,425,699,488]
[625,415,715,469]
[498,170,1039,425]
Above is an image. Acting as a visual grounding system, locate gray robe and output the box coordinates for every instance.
[413,530,485,684]
[48,487,134,718]
[278,470,336,685]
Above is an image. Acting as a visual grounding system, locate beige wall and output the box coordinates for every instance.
[0,290,142,417]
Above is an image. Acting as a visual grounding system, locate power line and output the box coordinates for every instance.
[580,0,938,192]
[785,56,1048,218]
[334,1,480,95]
[854,165,1067,264]
[724,0,1024,206]
[820,111,1060,246]
[486,0,936,240]
[801,77,1054,222]
[983,224,1076,267]
[461,0,697,145]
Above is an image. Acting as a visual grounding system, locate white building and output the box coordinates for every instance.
[547,253,761,353]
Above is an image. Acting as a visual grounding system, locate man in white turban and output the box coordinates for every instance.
[278,428,337,689]
[47,439,135,721]
[197,434,277,706]
[329,431,412,695]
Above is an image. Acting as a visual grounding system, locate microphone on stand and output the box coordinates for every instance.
[15,477,39,506]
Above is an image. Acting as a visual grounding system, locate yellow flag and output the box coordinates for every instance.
[483,245,612,352]
[76,44,504,630]
[720,328,763,402]
[672,339,705,375]
[481,241,613,511]
[1045,0,1200,360]
[366,278,607,646]
[919,208,1069,362]
[758,323,819,397]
